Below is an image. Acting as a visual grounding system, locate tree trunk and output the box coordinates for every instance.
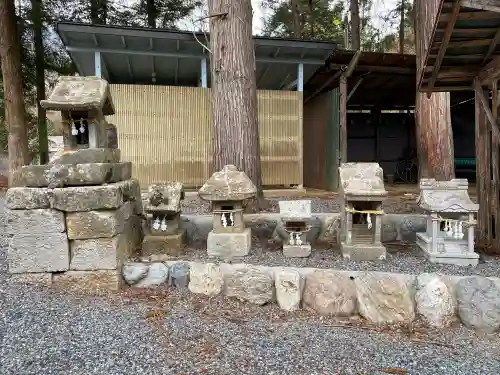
[146,0,156,28]
[208,0,264,211]
[32,0,48,164]
[350,0,360,50]
[90,0,100,23]
[0,0,29,186]
[290,0,301,38]
[414,0,455,180]
[399,0,405,54]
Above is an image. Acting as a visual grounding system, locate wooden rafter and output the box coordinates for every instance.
[426,0,462,98]
[478,55,500,85]
[482,28,500,64]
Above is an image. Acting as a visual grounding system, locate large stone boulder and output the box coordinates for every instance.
[456,276,500,333]
[303,270,357,316]
[134,262,169,288]
[188,263,224,296]
[355,272,415,324]
[415,273,455,328]
[122,262,150,285]
[225,268,274,305]
[274,268,304,312]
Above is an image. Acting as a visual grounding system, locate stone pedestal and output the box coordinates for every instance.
[199,165,257,258]
[207,228,252,257]
[283,244,311,258]
[142,231,186,256]
[341,242,386,261]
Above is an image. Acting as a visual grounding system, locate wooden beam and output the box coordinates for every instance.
[432,39,492,49]
[446,27,499,36]
[461,0,500,13]
[473,78,500,141]
[483,28,500,64]
[429,53,484,60]
[329,63,413,74]
[344,50,362,78]
[420,85,472,92]
[478,55,500,85]
[427,0,462,97]
[441,11,500,21]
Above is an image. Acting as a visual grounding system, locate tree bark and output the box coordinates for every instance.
[290,0,301,38]
[32,0,48,164]
[399,0,405,54]
[414,0,455,180]
[0,0,29,186]
[350,0,360,50]
[146,0,156,28]
[208,0,264,211]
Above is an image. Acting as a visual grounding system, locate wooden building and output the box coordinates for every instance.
[55,22,337,188]
[417,0,500,251]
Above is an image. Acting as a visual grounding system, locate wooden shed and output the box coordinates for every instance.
[55,22,338,188]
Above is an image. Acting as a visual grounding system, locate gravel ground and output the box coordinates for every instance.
[156,243,500,278]
[3,193,500,375]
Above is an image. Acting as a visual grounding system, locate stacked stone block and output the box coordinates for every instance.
[6,76,143,291]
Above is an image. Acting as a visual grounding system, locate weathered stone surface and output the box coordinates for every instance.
[207,228,251,257]
[145,182,184,213]
[339,162,387,198]
[141,231,185,256]
[135,262,169,288]
[188,263,224,296]
[199,165,257,201]
[279,200,312,221]
[303,270,357,316]
[70,226,140,270]
[8,233,69,273]
[225,268,274,305]
[417,178,478,213]
[21,163,130,188]
[146,214,182,236]
[122,263,149,285]
[355,272,415,324]
[9,273,53,286]
[456,277,500,333]
[6,187,50,209]
[40,75,115,115]
[415,273,455,328]
[275,269,303,312]
[49,148,120,165]
[283,244,311,258]
[53,270,122,291]
[168,262,190,289]
[66,201,133,239]
[49,183,124,211]
[5,209,65,235]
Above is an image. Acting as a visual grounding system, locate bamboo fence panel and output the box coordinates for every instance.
[107,85,302,187]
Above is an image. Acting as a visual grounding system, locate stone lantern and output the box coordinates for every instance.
[338,162,387,261]
[40,76,117,153]
[416,178,479,266]
[279,200,312,257]
[199,165,257,257]
[142,182,186,256]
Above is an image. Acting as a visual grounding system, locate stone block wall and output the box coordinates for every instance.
[6,179,143,290]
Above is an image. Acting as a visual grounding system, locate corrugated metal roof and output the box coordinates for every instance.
[56,22,338,90]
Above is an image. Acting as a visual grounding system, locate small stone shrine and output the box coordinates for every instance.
[338,162,387,261]
[279,200,312,257]
[199,165,256,257]
[142,182,185,256]
[6,76,143,290]
[416,178,479,266]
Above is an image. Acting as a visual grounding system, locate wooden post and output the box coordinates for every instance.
[475,87,491,249]
[492,81,499,246]
[340,75,347,163]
